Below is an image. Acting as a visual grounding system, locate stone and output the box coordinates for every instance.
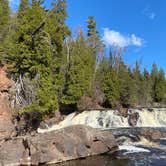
[0,138,25,166]
[0,125,118,165]
[140,129,166,140]
[0,65,11,92]
[0,65,15,140]
[0,96,15,140]
[128,112,139,127]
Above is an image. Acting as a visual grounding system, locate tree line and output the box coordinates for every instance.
[0,0,165,116]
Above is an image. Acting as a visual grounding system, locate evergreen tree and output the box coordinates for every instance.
[141,68,152,105]
[133,61,142,105]
[86,16,104,65]
[44,0,70,98]
[97,52,119,107]
[61,32,94,106]
[155,69,165,102]
[151,63,158,102]
[101,69,119,107]
[0,0,10,42]
[86,16,104,99]
[0,0,10,62]
[18,0,29,14]
[118,59,136,107]
[6,0,59,114]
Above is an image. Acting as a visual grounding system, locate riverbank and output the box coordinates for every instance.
[0,125,118,166]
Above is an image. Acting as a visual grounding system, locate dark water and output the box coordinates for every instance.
[46,128,166,166]
[46,151,166,166]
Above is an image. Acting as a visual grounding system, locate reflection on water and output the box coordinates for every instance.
[48,155,130,166]
[45,153,166,166]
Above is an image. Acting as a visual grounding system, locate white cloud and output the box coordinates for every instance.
[143,6,156,20]
[148,12,156,20]
[103,28,143,48]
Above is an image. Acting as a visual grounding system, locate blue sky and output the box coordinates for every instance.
[9,0,166,73]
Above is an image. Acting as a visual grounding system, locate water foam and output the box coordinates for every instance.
[38,108,166,133]
[119,145,150,154]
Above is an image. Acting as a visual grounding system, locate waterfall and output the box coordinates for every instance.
[38,108,166,133]
[137,108,166,127]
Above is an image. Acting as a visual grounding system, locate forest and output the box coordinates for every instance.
[0,0,166,117]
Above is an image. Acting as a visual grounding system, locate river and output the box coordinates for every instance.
[39,109,166,166]
[44,127,166,166]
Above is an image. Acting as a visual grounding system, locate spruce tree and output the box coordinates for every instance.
[6,0,59,114]
[61,31,94,106]
[118,59,136,107]
[133,61,142,105]
[151,63,158,102]
[155,69,165,102]
[86,16,104,99]
[18,0,29,14]
[0,0,10,42]
[142,68,152,105]
[0,0,10,62]
[45,0,70,98]
[97,52,119,107]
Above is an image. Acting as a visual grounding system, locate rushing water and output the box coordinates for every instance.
[44,127,166,166]
[38,108,166,133]
[44,141,166,166]
[39,109,166,166]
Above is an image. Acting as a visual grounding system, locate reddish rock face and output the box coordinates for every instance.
[0,65,11,92]
[0,65,14,140]
[0,94,15,140]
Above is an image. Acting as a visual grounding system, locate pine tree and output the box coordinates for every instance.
[86,16,104,99]
[18,0,29,14]
[44,0,70,98]
[151,63,158,102]
[86,16,104,66]
[0,0,10,41]
[61,31,94,106]
[6,0,59,114]
[155,69,165,102]
[97,52,119,107]
[102,69,119,107]
[133,61,142,105]
[141,68,152,105]
[0,0,10,62]
[118,59,136,107]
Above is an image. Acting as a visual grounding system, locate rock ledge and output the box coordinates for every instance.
[0,125,118,165]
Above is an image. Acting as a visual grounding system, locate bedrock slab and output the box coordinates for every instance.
[0,125,118,165]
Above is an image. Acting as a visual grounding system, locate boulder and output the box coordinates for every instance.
[140,129,166,140]
[128,112,139,127]
[0,125,118,165]
[0,138,25,166]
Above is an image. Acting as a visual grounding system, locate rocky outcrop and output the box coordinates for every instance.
[0,65,11,92]
[140,129,166,141]
[0,95,15,140]
[0,125,118,165]
[128,110,139,127]
[0,66,15,140]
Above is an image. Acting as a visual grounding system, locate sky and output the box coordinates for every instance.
[9,0,166,73]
